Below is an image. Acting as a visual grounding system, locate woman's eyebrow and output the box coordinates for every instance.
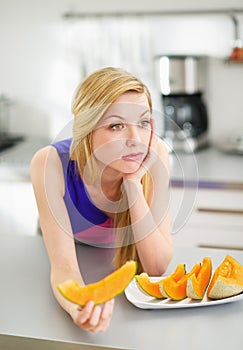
[102,115,125,122]
[103,109,150,121]
[139,109,151,117]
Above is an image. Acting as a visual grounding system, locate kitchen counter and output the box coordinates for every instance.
[0,137,49,181]
[170,146,243,189]
[1,234,243,350]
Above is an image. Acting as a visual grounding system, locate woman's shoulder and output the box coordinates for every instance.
[31,138,72,169]
[30,145,63,180]
[30,145,57,167]
[30,145,65,195]
[30,146,49,168]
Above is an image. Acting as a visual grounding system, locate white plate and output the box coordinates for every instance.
[125,277,243,309]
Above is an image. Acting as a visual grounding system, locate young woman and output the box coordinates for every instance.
[30,67,173,333]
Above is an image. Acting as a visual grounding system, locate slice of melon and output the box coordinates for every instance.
[160,262,201,300]
[187,257,212,300]
[57,260,137,305]
[207,255,243,299]
[135,273,166,298]
[159,263,187,300]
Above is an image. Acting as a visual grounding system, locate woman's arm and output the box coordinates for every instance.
[123,137,173,276]
[30,146,114,332]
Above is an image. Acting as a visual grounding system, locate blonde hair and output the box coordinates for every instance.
[71,67,152,273]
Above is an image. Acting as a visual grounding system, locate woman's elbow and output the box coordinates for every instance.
[143,255,173,277]
[154,245,174,276]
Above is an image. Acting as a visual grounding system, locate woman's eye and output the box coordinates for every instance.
[140,120,151,128]
[110,123,125,130]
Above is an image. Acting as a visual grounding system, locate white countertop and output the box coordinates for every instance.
[170,146,243,188]
[1,234,243,350]
[0,137,49,181]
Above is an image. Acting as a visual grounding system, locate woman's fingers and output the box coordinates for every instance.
[101,298,115,319]
[74,300,94,325]
[72,299,115,333]
[141,134,158,171]
[89,304,102,327]
[92,299,115,333]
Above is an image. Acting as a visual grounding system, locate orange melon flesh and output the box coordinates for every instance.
[57,260,137,305]
[186,257,212,299]
[207,255,243,299]
[169,263,187,281]
[159,263,187,300]
[160,263,201,300]
[135,273,166,298]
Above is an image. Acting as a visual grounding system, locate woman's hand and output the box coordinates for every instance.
[69,299,115,333]
[123,119,158,184]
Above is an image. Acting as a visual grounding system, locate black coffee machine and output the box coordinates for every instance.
[157,55,209,152]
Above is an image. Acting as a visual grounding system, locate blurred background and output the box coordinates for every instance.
[0,0,243,142]
[0,0,243,241]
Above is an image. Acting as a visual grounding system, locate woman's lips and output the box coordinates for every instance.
[122,152,145,162]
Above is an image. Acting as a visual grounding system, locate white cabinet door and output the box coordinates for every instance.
[0,182,38,236]
[172,225,243,250]
[170,187,243,249]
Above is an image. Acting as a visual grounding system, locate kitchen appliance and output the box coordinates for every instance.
[156,55,209,153]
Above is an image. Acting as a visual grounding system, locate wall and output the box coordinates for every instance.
[0,0,243,143]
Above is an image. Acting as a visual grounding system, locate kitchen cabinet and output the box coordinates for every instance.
[0,182,38,236]
[169,145,243,250]
[0,137,48,236]
[171,187,243,249]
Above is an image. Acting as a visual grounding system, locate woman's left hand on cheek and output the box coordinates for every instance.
[123,122,158,184]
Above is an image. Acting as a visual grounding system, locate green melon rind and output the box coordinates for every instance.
[159,282,170,299]
[57,261,137,305]
[207,278,243,299]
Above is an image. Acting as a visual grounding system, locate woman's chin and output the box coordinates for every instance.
[121,162,142,174]
[103,159,143,174]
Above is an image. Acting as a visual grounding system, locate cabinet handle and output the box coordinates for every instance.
[198,243,243,251]
[197,208,243,215]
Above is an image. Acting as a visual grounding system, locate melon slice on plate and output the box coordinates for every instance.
[207,255,243,299]
[160,262,201,301]
[187,257,212,300]
[135,273,166,298]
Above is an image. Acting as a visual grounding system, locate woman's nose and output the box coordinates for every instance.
[125,124,141,146]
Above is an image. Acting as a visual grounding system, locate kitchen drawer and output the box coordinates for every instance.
[169,187,243,234]
[172,226,243,250]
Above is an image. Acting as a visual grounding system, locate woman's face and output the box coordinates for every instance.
[91,92,152,175]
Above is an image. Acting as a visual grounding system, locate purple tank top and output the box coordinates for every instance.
[51,139,115,246]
